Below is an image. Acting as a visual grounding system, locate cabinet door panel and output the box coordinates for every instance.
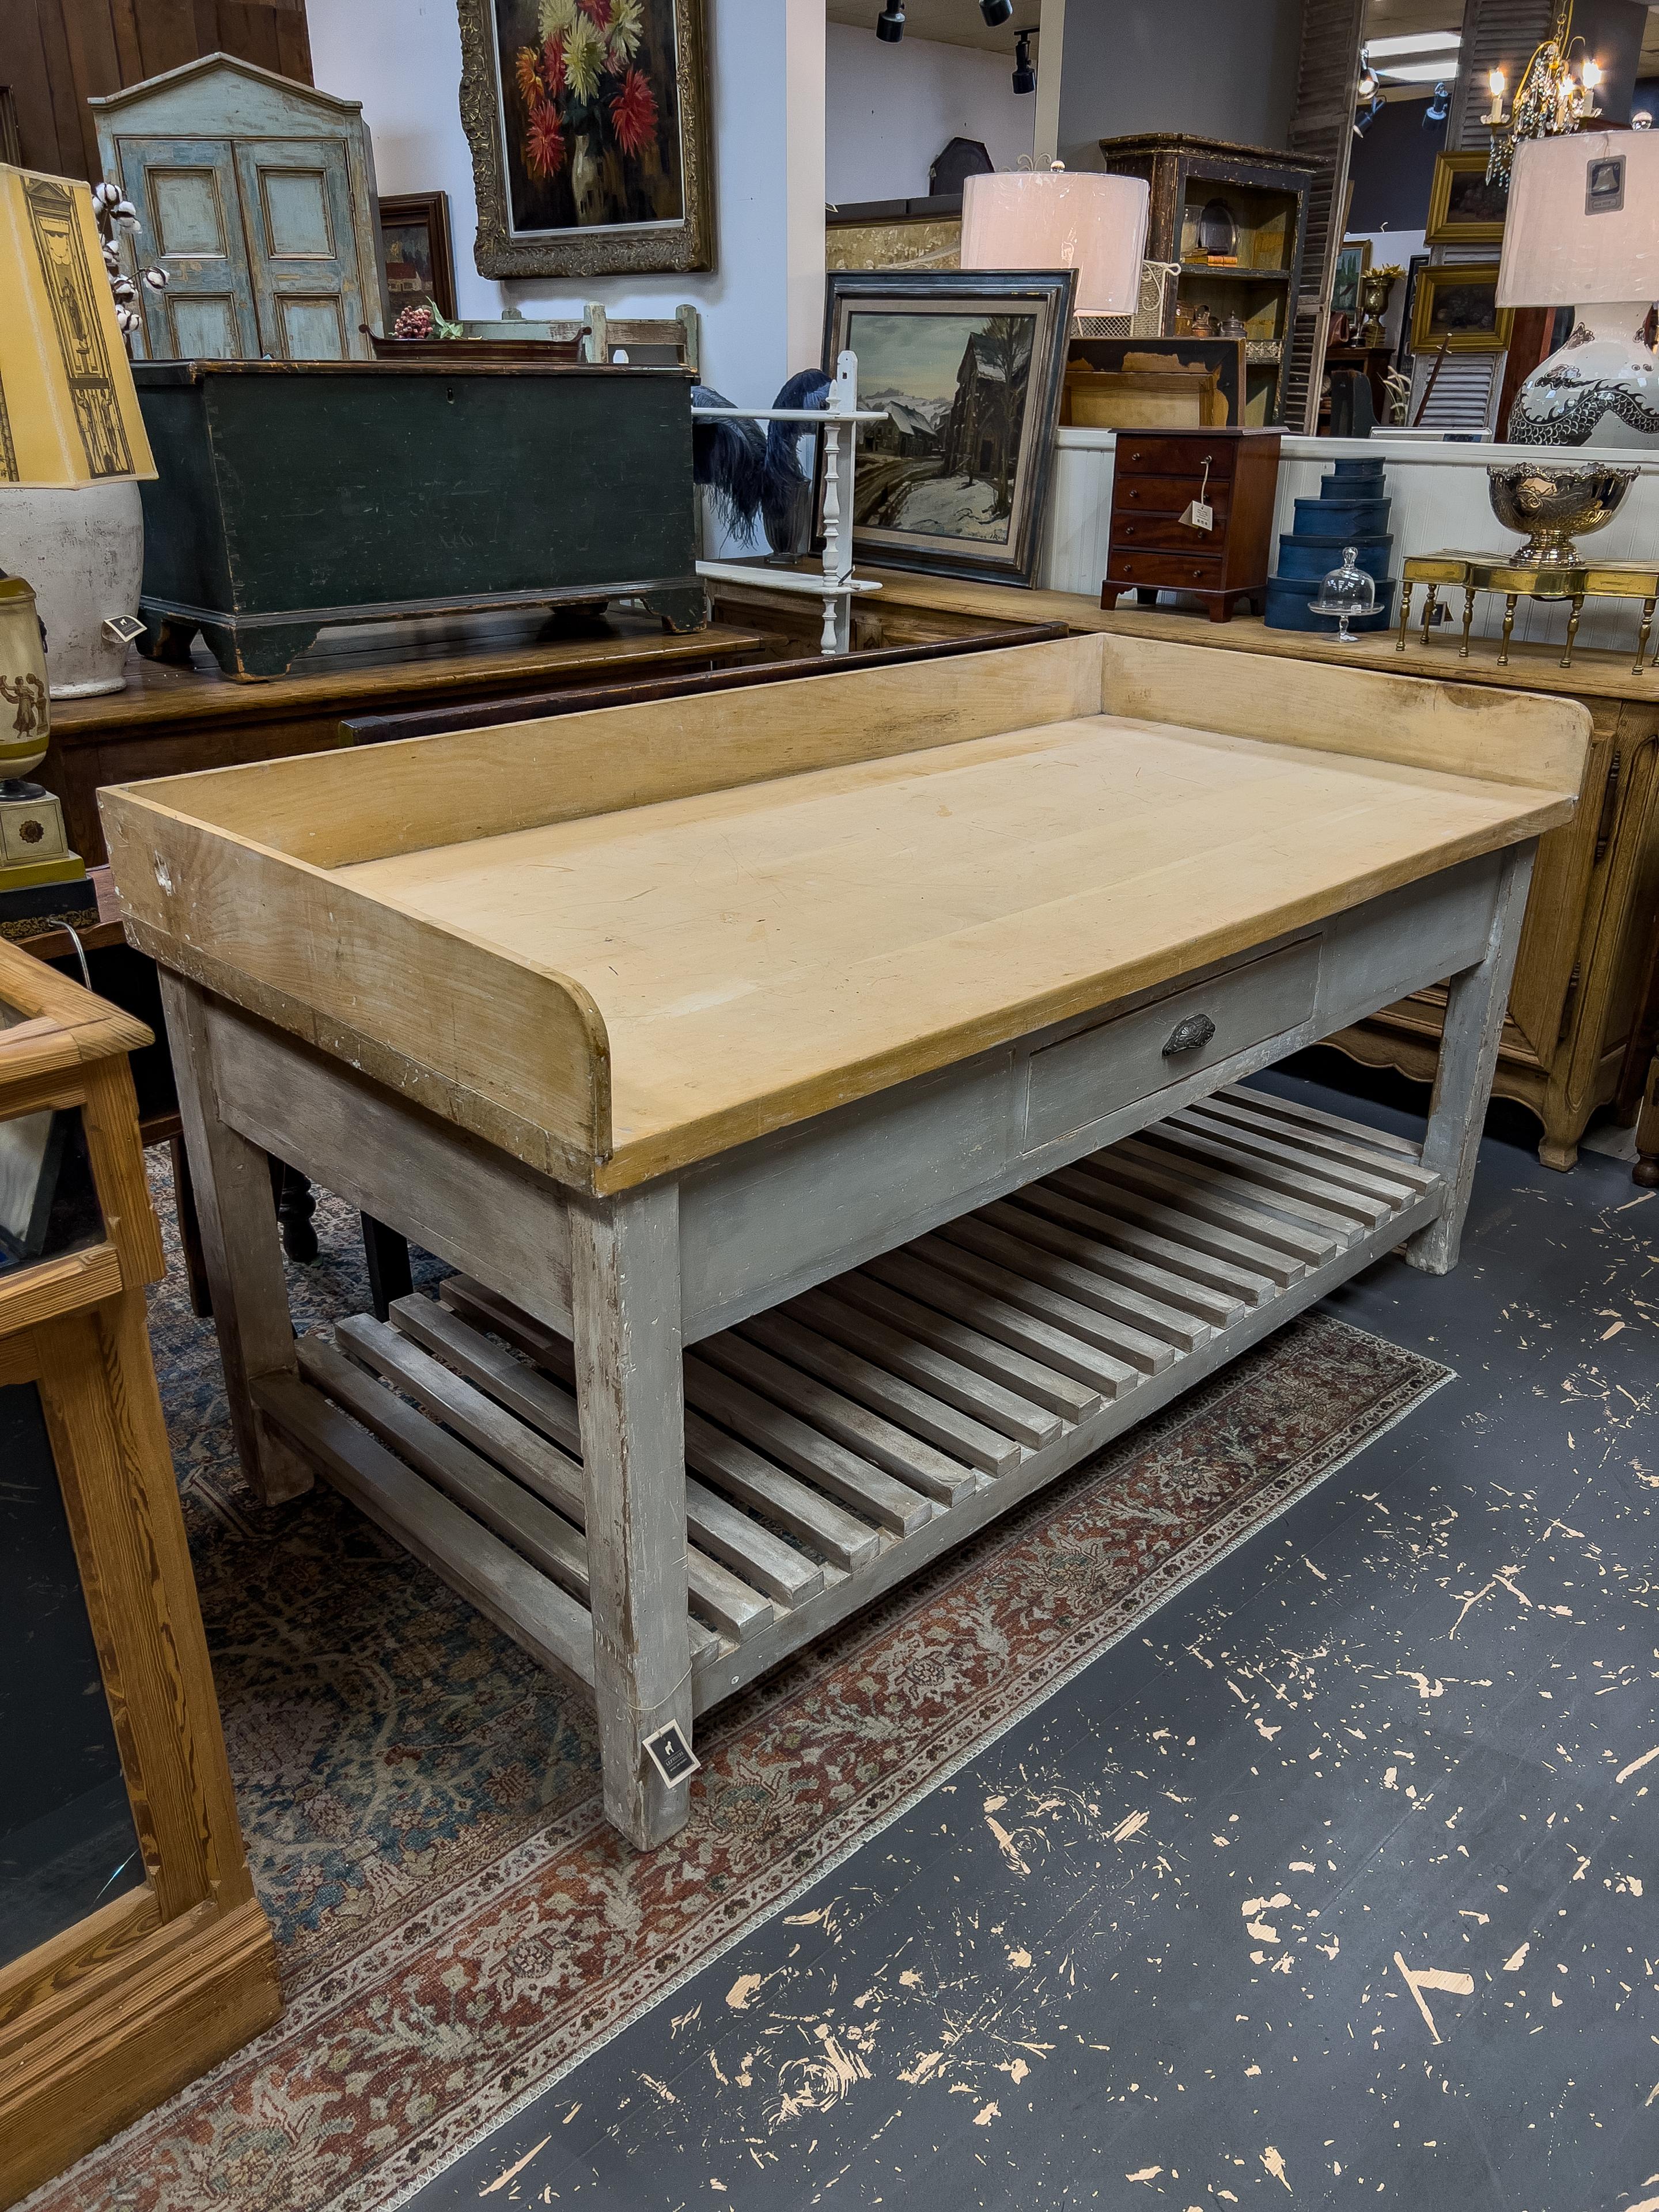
[233,138,364,360]
[113,136,261,361]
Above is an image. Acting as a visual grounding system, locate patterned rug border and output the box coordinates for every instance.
[372,1321,1453,2212]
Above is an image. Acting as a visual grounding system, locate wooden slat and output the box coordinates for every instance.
[395,1291,582,1452]
[786,1285,1059,1452]
[1078,1146,1344,1265]
[1044,1163,1305,1289]
[868,1249,1140,1397]
[843,1266,1103,1423]
[1171,1101,1431,1204]
[1195,1093,1434,1191]
[980,1195,1244,1328]
[339,1314,771,1641]
[253,1372,596,1685]
[906,1229,1176,1375]
[741,1309,1019,1477]
[1130,1125,1386,1234]
[439,1275,857,1581]
[946,1209,1218,1347]
[685,1355,931,1538]
[1214,1084,1426,1162]
[698,1331,975,1507]
[1013,1179,1274,1309]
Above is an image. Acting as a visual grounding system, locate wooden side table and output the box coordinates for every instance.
[1400,552,1659,673]
[0,941,278,2206]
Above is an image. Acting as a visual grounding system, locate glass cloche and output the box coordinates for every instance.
[1308,545,1376,645]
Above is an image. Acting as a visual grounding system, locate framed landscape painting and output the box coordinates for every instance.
[378,191,457,322]
[1426,151,1508,245]
[458,0,712,278]
[822,270,1077,589]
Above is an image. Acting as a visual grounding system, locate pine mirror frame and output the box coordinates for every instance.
[457,0,714,279]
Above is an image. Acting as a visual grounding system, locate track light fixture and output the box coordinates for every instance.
[980,0,1014,24]
[876,2,905,40]
[1012,29,1036,94]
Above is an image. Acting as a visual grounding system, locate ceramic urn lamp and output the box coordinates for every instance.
[0,161,157,696]
[1496,130,1659,447]
[0,570,94,938]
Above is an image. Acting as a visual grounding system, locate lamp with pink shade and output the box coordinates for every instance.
[960,166,1150,319]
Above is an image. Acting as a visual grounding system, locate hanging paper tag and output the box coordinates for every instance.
[642,1722,700,1787]
[1181,498,1214,532]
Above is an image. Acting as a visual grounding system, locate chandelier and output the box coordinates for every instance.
[1483,0,1602,184]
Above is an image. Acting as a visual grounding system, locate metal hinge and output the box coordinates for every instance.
[1594,750,1622,864]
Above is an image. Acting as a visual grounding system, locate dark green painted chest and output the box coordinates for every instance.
[132,359,704,679]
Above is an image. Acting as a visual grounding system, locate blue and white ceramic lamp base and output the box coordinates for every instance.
[1509,304,1659,450]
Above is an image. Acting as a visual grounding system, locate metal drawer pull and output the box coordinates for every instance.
[1162,1013,1217,1056]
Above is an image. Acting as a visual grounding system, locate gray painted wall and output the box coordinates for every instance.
[1056,0,1308,168]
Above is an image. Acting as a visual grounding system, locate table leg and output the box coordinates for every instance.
[569,1181,695,1849]
[1459,585,1476,658]
[362,1214,414,1323]
[1407,841,1536,1275]
[1637,596,1656,676]
[1561,593,1585,669]
[1396,579,1413,654]
[1420,582,1440,648]
[1498,592,1518,666]
[1635,1055,1659,1187]
[159,972,313,1504]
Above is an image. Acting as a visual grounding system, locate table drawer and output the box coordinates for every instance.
[1114,472,1234,519]
[1111,513,1232,554]
[1107,550,1227,591]
[1116,436,1240,478]
[1022,936,1321,1153]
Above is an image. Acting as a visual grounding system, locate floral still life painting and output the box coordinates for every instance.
[459,0,711,278]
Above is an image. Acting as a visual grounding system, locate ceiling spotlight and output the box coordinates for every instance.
[876,1,904,38]
[1012,29,1036,94]
[980,0,1014,24]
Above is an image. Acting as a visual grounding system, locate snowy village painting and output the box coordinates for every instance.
[824,271,1075,588]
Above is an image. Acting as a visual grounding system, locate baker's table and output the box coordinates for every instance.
[103,635,1585,1846]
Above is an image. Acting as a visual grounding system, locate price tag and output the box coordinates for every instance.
[642,1721,701,1787]
[1181,456,1215,533]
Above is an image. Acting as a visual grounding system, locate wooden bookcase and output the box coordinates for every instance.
[1100,134,1316,430]
[0,944,278,2209]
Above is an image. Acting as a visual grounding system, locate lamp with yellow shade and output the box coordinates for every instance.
[0,161,156,707]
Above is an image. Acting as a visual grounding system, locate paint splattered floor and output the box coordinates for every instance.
[407,1062,1659,2212]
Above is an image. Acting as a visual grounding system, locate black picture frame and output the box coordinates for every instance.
[820,268,1078,589]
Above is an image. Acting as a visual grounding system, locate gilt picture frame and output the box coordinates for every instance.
[1426,151,1509,246]
[1411,262,1513,355]
[820,269,1077,590]
[457,0,713,279]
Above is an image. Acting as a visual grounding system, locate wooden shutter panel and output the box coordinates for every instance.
[1448,0,1556,149]
[1283,0,1366,435]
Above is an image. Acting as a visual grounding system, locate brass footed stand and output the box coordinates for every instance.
[1398,552,1659,673]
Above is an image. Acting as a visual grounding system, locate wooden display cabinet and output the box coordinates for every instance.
[1099,134,1316,429]
[0,943,278,2209]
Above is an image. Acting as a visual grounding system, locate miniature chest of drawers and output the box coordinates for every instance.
[1103,428,1282,624]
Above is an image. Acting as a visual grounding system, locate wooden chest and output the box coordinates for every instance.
[1103,427,1282,623]
[132,360,704,680]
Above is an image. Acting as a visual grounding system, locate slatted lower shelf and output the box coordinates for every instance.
[258,1085,1444,1714]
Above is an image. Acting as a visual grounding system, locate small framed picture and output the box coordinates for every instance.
[1426,151,1509,245]
[1396,252,1431,367]
[378,191,457,324]
[821,268,1077,589]
[1411,263,1514,354]
[1331,238,1371,319]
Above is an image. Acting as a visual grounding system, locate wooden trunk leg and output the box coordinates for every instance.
[569,1181,694,1848]
[160,972,313,1504]
[1407,843,1537,1275]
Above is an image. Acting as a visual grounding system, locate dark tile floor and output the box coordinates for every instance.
[408,1060,1659,2212]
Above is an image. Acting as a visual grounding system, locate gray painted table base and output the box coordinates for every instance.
[162,841,1533,1849]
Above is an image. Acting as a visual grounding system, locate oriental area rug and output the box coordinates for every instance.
[26,1175,1449,2212]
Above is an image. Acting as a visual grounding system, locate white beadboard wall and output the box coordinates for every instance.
[1037,430,1659,660]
